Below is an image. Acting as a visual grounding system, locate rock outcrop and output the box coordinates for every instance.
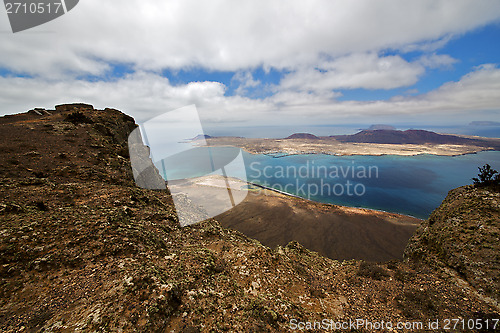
[0,104,498,332]
[405,185,500,308]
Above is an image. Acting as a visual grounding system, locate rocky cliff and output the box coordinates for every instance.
[0,105,498,332]
[405,185,500,310]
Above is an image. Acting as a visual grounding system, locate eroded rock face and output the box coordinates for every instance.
[55,103,94,112]
[405,185,500,303]
[0,104,498,332]
[128,127,166,190]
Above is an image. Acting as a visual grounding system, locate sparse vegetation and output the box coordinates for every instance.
[396,288,438,319]
[65,111,93,124]
[1,104,499,331]
[473,163,500,188]
[356,261,390,280]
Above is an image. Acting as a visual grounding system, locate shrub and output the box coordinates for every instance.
[472,164,500,187]
[65,111,93,125]
[356,261,390,280]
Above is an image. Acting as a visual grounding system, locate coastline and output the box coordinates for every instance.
[258,148,494,158]
[245,180,424,221]
[202,137,498,157]
[187,174,424,222]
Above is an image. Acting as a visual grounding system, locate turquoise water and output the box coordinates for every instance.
[242,150,500,219]
[158,148,500,219]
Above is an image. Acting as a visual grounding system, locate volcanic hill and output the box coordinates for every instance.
[285,133,320,140]
[333,129,500,148]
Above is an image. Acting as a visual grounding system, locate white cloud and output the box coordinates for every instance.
[232,71,261,96]
[0,65,498,127]
[279,53,425,91]
[418,53,458,69]
[1,0,500,77]
[0,0,499,128]
[423,64,500,109]
[0,72,227,122]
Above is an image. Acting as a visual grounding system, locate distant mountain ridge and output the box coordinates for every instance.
[333,129,499,147]
[285,133,319,140]
[469,121,500,126]
[190,134,212,140]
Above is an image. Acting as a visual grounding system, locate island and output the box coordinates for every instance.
[200,129,500,156]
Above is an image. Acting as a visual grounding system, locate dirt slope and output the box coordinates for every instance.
[0,105,498,332]
[217,189,420,262]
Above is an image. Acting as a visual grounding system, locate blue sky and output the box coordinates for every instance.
[66,23,500,101]
[0,0,499,134]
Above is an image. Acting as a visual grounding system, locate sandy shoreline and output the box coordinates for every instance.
[247,180,424,221]
[183,174,424,221]
[254,147,492,158]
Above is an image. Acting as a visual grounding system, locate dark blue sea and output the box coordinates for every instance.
[158,148,500,219]
[241,150,500,219]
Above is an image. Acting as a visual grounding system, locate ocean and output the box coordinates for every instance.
[157,147,500,219]
[242,150,500,219]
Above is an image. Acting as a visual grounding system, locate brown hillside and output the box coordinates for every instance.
[217,190,420,262]
[405,185,500,308]
[0,105,498,332]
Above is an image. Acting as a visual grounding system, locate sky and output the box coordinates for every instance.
[1,0,500,136]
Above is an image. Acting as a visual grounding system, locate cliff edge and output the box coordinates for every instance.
[405,184,500,309]
[0,104,498,332]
